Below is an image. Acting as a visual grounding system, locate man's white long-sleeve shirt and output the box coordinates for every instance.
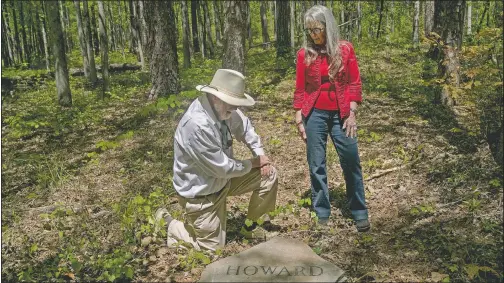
[173,95,265,198]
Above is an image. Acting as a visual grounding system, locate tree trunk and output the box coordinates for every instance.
[146,1,180,99]
[58,1,68,52]
[290,1,295,48]
[11,1,23,63]
[202,0,214,57]
[376,0,384,39]
[357,1,362,41]
[424,1,435,35]
[40,3,50,71]
[138,1,148,51]
[191,0,200,53]
[90,2,100,55]
[1,1,15,66]
[476,1,488,33]
[74,0,90,78]
[260,2,270,47]
[82,0,97,84]
[19,1,31,64]
[107,3,116,51]
[213,0,222,47]
[276,0,291,57]
[46,0,72,107]
[131,0,145,70]
[273,2,277,41]
[117,0,126,58]
[128,0,136,54]
[222,1,247,74]
[181,0,191,68]
[246,2,253,49]
[466,1,472,35]
[196,2,205,58]
[433,0,466,106]
[97,1,110,96]
[413,1,420,48]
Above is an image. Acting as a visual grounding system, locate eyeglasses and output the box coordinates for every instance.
[305,28,325,35]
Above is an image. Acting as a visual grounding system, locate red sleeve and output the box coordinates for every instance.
[293,49,305,109]
[345,43,362,103]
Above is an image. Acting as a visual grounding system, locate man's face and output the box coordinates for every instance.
[210,95,238,120]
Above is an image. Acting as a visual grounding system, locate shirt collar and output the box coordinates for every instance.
[198,94,222,128]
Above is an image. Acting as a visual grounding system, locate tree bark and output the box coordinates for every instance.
[424,1,435,35]
[90,2,100,55]
[74,0,90,78]
[131,0,145,70]
[40,4,50,72]
[82,0,98,84]
[246,2,252,49]
[222,1,247,74]
[213,0,222,47]
[191,0,200,53]
[11,1,23,63]
[196,2,205,58]
[290,1,295,48]
[276,0,291,57]
[1,1,15,66]
[46,0,72,107]
[466,1,472,35]
[128,0,136,54]
[433,0,466,106]
[146,1,180,99]
[19,1,31,64]
[181,0,191,68]
[202,0,214,57]
[107,3,116,51]
[98,1,110,96]
[117,0,126,58]
[260,2,270,47]
[413,1,420,48]
[376,0,384,39]
[357,1,362,41]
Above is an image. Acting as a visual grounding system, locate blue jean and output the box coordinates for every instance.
[304,109,368,221]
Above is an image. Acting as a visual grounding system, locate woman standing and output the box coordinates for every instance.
[293,5,370,232]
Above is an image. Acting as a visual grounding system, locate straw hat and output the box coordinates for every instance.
[196,69,255,106]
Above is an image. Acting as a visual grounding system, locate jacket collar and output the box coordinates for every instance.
[198,94,222,128]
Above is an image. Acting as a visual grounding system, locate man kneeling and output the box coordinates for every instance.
[156,69,278,251]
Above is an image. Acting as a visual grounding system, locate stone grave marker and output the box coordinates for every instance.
[199,237,346,282]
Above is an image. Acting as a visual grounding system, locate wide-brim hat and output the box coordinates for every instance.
[196,69,255,107]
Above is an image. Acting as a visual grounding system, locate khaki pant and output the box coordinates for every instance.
[167,167,278,251]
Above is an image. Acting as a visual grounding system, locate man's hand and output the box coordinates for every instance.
[251,155,270,168]
[251,155,273,177]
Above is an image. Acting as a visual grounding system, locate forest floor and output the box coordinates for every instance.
[2,43,502,282]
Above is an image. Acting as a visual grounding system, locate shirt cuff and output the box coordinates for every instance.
[252,148,265,156]
[241,159,253,174]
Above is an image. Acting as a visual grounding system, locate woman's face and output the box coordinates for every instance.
[306,20,326,46]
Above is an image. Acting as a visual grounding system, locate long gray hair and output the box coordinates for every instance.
[303,5,342,81]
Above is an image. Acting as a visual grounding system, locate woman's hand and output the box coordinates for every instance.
[295,110,307,143]
[343,111,358,138]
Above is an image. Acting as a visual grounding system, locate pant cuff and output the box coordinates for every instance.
[351,209,368,221]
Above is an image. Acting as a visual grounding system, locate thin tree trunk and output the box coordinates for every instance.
[181,0,191,67]
[357,1,362,41]
[118,0,126,59]
[376,0,384,39]
[11,1,23,63]
[222,1,247,74]
[131,0,145,70]
[197,2,205,58]
[74,0,90,78]
[246,2,252,49]
[2,2,15,65]
[260,1,270,47]
[213,0,222,47]
[467,1,472,35]
[202,0,214,57]
[90,2,99,55]
[138,0,147,52]
[19,1,31,64]
[128,0,136,54]
[98,1,110,96]
[425,1,435,35]
[477,1,488,33]
[191,0,200,53]
[46,0,72,107]
[413,1,420,48]
[40,3,50,72]
[290,1,295,48]
[273,1,277,40]
[82,0,97,84]
[107,3,116,51]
